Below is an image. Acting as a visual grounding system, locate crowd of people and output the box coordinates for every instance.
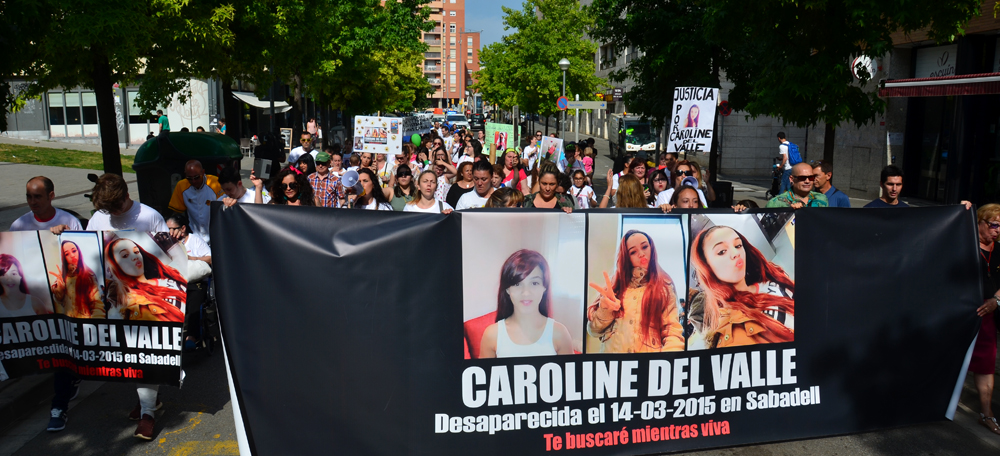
[4,118,999,440]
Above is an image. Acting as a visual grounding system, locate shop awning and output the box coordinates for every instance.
[232,91,292,113]
[879,73,1000,97]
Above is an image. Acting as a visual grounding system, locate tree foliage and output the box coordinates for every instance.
[589,0,982,129]
[473,0,607,116]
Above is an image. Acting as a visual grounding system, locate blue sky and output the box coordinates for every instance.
[465,0,523,47]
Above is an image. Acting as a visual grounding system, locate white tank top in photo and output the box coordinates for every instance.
[496,318,557,358]
[0,294,35,318]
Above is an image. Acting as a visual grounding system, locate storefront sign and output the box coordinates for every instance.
[915,44,958,79]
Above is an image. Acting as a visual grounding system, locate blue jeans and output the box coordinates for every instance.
[778,168,792,193]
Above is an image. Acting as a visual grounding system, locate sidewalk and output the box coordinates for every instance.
[0,135,140,156]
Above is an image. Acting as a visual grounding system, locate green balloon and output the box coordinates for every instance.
[410,133,422,145]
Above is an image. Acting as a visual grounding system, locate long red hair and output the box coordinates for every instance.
[690,226,794,343]
[608,230,676,344]
[60,241,100,317]
[105,238,186,322]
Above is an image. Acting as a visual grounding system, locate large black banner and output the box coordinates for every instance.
[0,230,188,386]
[211,204,981,455]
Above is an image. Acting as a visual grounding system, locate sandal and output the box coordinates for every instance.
[979,414,1000,435]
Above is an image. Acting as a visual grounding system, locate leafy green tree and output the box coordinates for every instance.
[589,0,980,170]
[6,0,234,175]
[473,0,606,120]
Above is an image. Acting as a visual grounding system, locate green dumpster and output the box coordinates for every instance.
[132,132,243,216]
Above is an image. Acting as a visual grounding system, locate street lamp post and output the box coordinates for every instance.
[558,58,570,139]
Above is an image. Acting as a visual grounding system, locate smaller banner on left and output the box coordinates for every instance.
[0,230,187,386]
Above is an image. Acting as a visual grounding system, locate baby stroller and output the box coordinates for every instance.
[765,157,782,200]
[183,276,220,354]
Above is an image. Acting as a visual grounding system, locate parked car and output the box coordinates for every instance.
[446,113,471,130]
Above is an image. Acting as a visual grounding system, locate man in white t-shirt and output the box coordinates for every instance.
[9,176,82,234]
[217,167,270,205]
[456,160,495,210]
[288,132,319,164]
[168,161,223,245]
[87,174,167,232]
[10,176,82,434]
[777,131,793,193]
[85,173,167,440]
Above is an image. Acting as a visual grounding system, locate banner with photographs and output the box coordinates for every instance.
[0,230,187,385]
[212,205,980,455]
[667,87,719,154]
[485,122,515,152]
[353,116,404,154]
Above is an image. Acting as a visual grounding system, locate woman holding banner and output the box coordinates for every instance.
[0,254,50,317]
[587,230,684,353]
[104,238,186,322]
[689,226,794,348]
[478,250,573,358]
[50,241,103,318]
[973,204,1000,435]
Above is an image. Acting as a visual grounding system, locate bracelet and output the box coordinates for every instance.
[602,195,610,199]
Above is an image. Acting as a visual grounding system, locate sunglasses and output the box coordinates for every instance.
[316,161,330,166]
[280,183,299,191]
[792,175,816,182]
[987,222,1000,230]
[184,175,202,181]
[677,170,693,177]
[300,138,311,143]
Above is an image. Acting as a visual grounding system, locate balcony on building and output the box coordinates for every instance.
[428,78,442,85]
[424,39,441,46]
[424,64,440,73]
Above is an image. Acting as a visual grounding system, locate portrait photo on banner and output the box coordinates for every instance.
[100,231,188,322]
[39,231,105,319]
[461,212,584,359]
[539,136,564,163]
[687,213,795,350]
[586,214,688,354]
[0,231,54,318]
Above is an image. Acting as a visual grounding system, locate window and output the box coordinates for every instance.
[449,11,456,16]
[450,86,457,93]
[450,37,456,45]
[449,62,456,71]
[81,92,98,124]
[467,38,473,47]
[449,24,456,33]
[467,48,472,56]
[48,93,65,125]
[450,49,456,58]
[468,58,473,65]
[450,75,457,84]
[450,0,455,3]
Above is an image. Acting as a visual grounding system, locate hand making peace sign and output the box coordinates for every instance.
[588,271,621,312]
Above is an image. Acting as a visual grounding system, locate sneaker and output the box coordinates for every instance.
[69,379,82,401]
[134,414,154,440]
[46,409,67,432]
[128,398,162,420]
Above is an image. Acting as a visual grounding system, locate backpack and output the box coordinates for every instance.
[786,142,803,165]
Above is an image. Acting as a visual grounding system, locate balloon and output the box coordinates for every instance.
[410,133,422,145]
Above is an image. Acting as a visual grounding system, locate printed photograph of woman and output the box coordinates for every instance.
[687,214,795,349]
[587,226,685,354]
[463,212,585,359]
[50,238,105,318]
[0,231,54,318]
[0,254,50,317]
[478,250,574,358]
[104,233,187,322]
[684,105,700,128]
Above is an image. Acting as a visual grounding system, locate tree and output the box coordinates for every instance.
[472,0,606,120]
[6,0,234,175]
[589,0,981,172]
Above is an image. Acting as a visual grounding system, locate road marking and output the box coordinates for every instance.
[167,441,239,456]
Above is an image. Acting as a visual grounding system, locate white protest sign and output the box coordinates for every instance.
[353,116,404,154]
[667,87,719,154]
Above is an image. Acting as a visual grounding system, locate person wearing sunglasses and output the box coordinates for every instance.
[972,203,1000,435]
[168,160,224,245]
[765,163,828,208]
[288,132,318,164]
[269,167,315,206]
[653,161,708,208]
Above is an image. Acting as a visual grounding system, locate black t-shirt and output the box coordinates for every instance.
[446,183,474,208]
[981,244,1000,300]
[863,198,909,208]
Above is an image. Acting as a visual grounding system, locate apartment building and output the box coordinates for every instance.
[422,0,479,109]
